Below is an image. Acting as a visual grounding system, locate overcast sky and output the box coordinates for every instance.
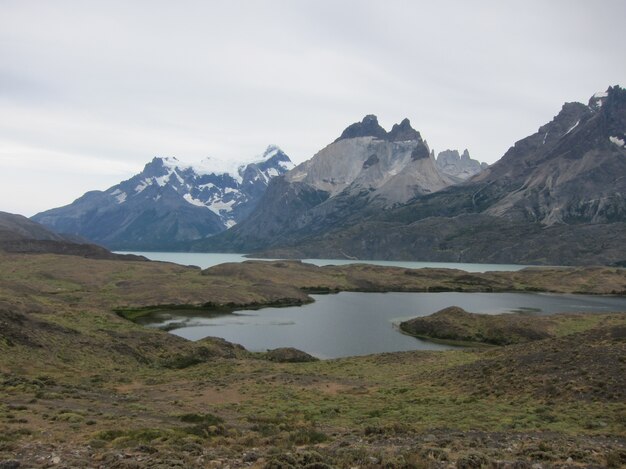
[1,0,625,216]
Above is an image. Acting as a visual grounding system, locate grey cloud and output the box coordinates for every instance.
[0,0,625,216]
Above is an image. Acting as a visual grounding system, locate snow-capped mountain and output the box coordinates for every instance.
[32,146,294,250]
[122,145,293,227]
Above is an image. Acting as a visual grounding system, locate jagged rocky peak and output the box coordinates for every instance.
[546,101,591,134]
[254,145,294,169]
[335,115,424,143]
[436,149,488,181]
[258,144,287,161]
[283,114,455,206]
[600,86,626,144]
[546,86,626,139]
[142,156,177,177]
[388,118,422,142]
[511,87,622,157]
[587,86,619,111]
[335,114,387,141]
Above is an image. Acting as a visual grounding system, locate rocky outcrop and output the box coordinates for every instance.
[335,114,388,141]
[264,347,319,362]
[388,118,423,142]
[335,115,425,143]
[435,149,488,180]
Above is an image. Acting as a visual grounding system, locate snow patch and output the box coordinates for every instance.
[151,145,290,183]
[247,145,285,166]
[265,167,279,178]
[542,131,549,145]
[153,174,170,187]
[279,160,295,170]
[159,156,182,169]
[135,179,149,193]
[590,92,607,109]
[183,193,208,208]
[565,120,580,135]
[154,155,244,181]
[115,192,127,204]
[194,157,245,183]
[224,219,237,228]
[609,136,625,147]
[208,199,236,215]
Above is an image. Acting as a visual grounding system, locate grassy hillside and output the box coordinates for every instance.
[1,253,625,467]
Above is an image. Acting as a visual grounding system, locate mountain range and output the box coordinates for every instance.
[198,86,626,265]
[31,85,626,265]
[32,146,294,250]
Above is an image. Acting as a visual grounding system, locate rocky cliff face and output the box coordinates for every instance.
[435,149,488,181]
[33,146,293,250]
[195,116,457,252]
[287,118,452,205]
[469,87,626,225]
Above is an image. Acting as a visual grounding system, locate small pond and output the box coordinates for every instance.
[138,291,626,359]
